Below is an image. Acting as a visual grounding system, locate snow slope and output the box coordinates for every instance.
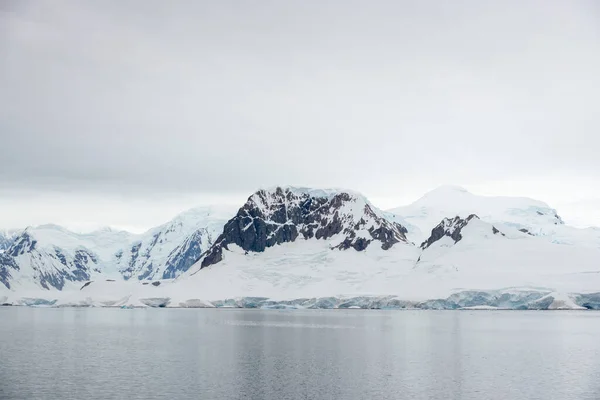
[388,185,564,243]
[415,216,600,295]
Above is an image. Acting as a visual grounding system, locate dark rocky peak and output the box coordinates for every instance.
[421,214,477,250]
[199,187,409,268]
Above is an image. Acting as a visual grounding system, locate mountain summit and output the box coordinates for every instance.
[199,186,409,268]
[388,186,563,242]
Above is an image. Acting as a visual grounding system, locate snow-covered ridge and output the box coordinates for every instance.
[117,205,235,280]
[419,214,508,250]
[388,185,564,243]
[0,205,236,290]
[24,224,133,259]
[262,185,360,200]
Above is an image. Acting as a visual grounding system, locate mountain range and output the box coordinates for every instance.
[2,185,600,310]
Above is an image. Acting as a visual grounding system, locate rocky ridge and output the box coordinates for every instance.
[200,187,409,268]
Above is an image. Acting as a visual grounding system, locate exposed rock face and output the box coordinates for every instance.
[0,253,18,289]
[119,243,142,280]
[161,229,207,279]
[420,214,479,250]
[117,207,229,281]
[200,187,408,268]
[119,228,214,280]
[491,226,506,236]
[6,232,37,257]
[420,214,507,250]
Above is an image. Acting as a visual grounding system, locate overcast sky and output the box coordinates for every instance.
[0,0,599,232]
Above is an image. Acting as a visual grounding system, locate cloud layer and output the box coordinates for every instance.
[0,1,598,230]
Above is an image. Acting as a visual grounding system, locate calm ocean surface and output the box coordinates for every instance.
[1,308,600,400]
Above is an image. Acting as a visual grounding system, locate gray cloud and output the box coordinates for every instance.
[0,0,599,229]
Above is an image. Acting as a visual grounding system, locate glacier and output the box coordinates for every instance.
[2,279,598,310]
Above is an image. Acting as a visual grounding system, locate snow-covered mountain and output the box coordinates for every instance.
[167,189,600,303]
[0,225,129,290]
[413,212,600,298]
[198,186,409,269]
[0,206,235,290]
[116,206,234,280]
[2,185,600,310]
[388,185,564,243]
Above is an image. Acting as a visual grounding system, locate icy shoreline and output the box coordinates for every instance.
[3,289,599,310]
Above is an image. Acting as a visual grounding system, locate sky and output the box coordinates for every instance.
[0,0,599,233]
